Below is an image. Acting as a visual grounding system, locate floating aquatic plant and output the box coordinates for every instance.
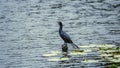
[42,44,120,68]
[97,45,120,67]
[73,49,84,52]
[109,64,118,68]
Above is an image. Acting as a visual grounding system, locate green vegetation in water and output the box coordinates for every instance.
[98,47,120,55]
[69,49,87,55]
[109,64,118,68]
[73,49,84,52]
[98,46,120,67]
[99,47,119,51]
[99,47,113,51]
[113,51,120,55]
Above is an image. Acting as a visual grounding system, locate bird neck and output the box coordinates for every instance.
[59,25,63,31]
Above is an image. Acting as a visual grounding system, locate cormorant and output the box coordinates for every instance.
[58,21,79,49]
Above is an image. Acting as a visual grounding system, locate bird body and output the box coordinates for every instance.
[59,30,73,43]
[58,22,79,49]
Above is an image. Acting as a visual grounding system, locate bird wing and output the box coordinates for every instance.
[60,31,73,43]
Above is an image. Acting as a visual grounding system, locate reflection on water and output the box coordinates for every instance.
[0,0,120,68]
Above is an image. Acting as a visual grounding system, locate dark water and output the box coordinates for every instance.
[0,0,120,68]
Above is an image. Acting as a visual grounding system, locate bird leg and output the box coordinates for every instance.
[61,42,68,57]
[62,43,68,52]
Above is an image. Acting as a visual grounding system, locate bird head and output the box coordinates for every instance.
[58,21,63,26]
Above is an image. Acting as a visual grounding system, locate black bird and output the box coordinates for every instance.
[58,21,79,49]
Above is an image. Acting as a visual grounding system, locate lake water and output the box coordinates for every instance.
[0,0,120,68]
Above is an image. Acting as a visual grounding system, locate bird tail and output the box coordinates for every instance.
[71,43,79,49]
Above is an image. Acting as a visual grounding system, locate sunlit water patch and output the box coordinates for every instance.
[48,57,69,62]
